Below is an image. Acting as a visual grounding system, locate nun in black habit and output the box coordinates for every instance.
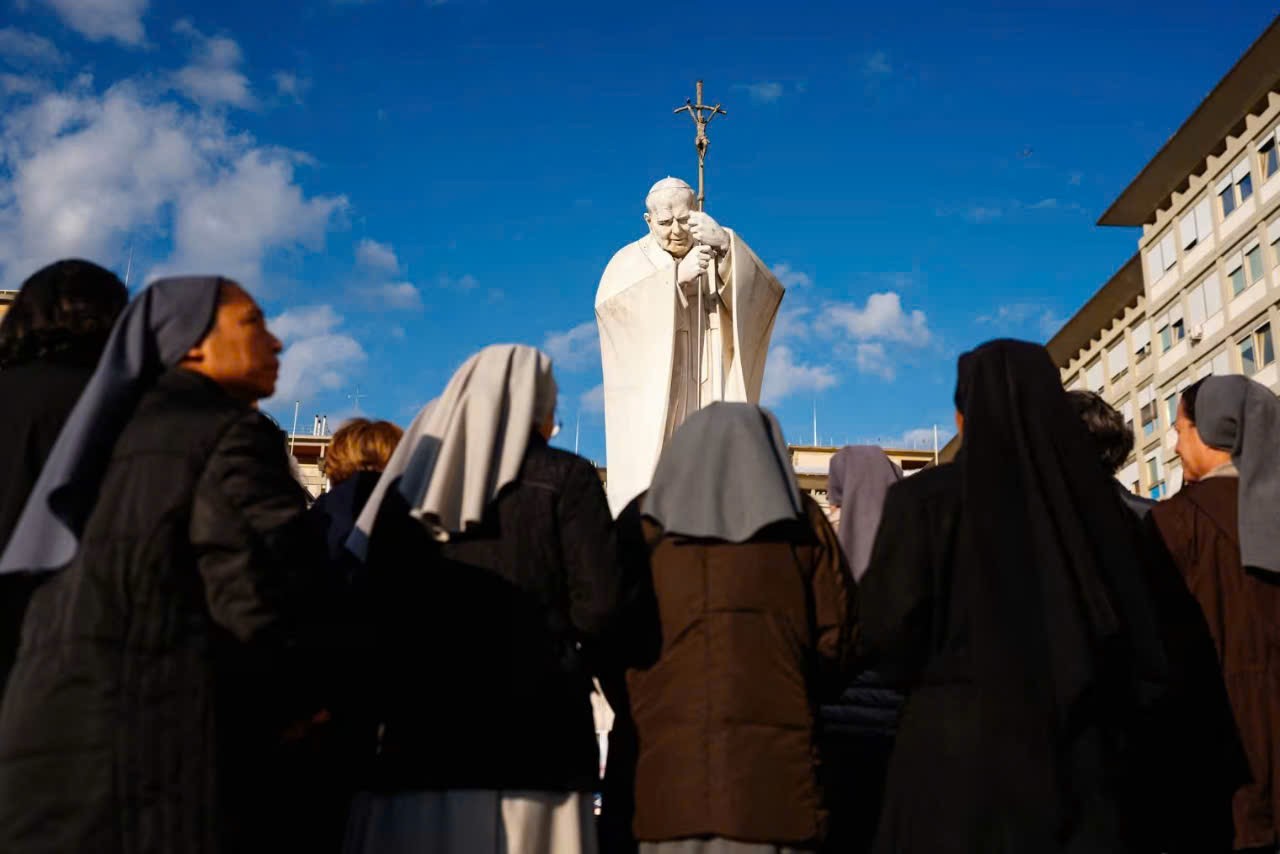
[0,277,328,854]
[858,339,1243,854]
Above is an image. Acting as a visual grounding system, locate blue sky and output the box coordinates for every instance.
[1,0,1276,462]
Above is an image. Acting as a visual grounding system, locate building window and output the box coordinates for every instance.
[1121,399,1134,436]
[1146,455,1165,500]
[1179,197,1214,250]
[1218,159,1254,219]
[1226,243,1264,298]
[1247,244,1265,284]
[1155,305,1185,353]
[1262,136,1280,181]
[1085,358,1104,393]
[1145,232,1178,284]
[1269,218,1280,269]
[1164,390,1178,427]
[1238,322,1275,377]
[1186,273,1223,330]
[1106,338,1128,381]
[1132,320,1152,362]
[1139,385,1157,437]
[1211,349,1231,376]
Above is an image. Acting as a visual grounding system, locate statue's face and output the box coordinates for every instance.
[644,190,696,258]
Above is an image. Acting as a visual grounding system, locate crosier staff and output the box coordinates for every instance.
[674,80,727,402]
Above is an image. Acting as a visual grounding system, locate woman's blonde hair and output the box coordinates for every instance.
[323,418,404,484]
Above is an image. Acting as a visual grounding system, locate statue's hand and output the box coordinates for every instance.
[688,212,729,254]
[676,245,714,286]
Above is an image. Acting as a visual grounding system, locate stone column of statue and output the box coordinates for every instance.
[595,177,784,515]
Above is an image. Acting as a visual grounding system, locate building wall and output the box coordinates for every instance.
[1062,89,1280,500]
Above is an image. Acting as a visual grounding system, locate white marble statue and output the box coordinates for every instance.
[595,177,784,514]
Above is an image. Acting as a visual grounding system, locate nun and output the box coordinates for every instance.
[341,343,621,854]
[0,277,327,853]
[1154,374,1280,851]
[817,446,903,854]
[605,402,858,854]
[860,339,1241,854]
[0,259,128,701]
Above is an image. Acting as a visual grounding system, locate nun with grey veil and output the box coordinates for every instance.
[601,402,858,854]
[817,447,903,854]
[341,343,622,854]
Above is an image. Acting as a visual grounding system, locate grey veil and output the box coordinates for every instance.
[1195,374,1280,574]
[642,402,803,542]
[0,277,223,575]
[827,445,903,579]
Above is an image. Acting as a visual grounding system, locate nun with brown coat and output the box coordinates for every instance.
[1153,374,1280,852]
[605,402,859,854]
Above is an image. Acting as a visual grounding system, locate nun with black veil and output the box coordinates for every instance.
[0,260,128,701]
[341,343,622,854]
[859,339,1244,854]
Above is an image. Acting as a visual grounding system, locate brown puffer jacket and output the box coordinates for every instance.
[618,494,858,848]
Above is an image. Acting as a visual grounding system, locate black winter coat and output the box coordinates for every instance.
[347,435,621,794]
[0,357,97,700]
[862,462,1242,854]
[0,369,327,854]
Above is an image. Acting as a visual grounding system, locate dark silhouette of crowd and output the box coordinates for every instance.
[0,262,1277,854]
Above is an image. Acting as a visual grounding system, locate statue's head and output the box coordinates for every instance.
[644,177,697,258]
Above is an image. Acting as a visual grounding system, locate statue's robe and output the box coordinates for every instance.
[595,230,783,515]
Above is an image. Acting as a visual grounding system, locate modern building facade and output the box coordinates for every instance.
[1054,15,1280,500]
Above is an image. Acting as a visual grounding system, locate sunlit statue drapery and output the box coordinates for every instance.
[595,178,784,515]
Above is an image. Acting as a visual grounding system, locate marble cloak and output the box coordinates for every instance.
[594,230,784,515]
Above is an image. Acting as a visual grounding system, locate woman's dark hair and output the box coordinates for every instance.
[1065,390,1133,474]
[1180,377,1208,424]
[0,259,128,369]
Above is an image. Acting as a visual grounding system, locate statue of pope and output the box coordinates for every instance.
[594,177,784,514]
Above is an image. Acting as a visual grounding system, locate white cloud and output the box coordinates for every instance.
[761,344,838,404]
[271,304,341,342]
[162,149,346,288]
[771,262,812,289]
[267,304,367,404]
[734,81,784,104]
[864,50,892,77]
[0,28,66,66]
[580,383,605,415]
[821,291,931,345]
[360,281,421,310]
[1,73,44,96]
[773,304,812,341]
[543,320,599,372]
[1028,197,1058,210]
[0,77,344,288]
[171,20,254,109]
[272,71,309,103]
[355,237,400,273]
[855,342,895,380]
[36,0,148,46]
